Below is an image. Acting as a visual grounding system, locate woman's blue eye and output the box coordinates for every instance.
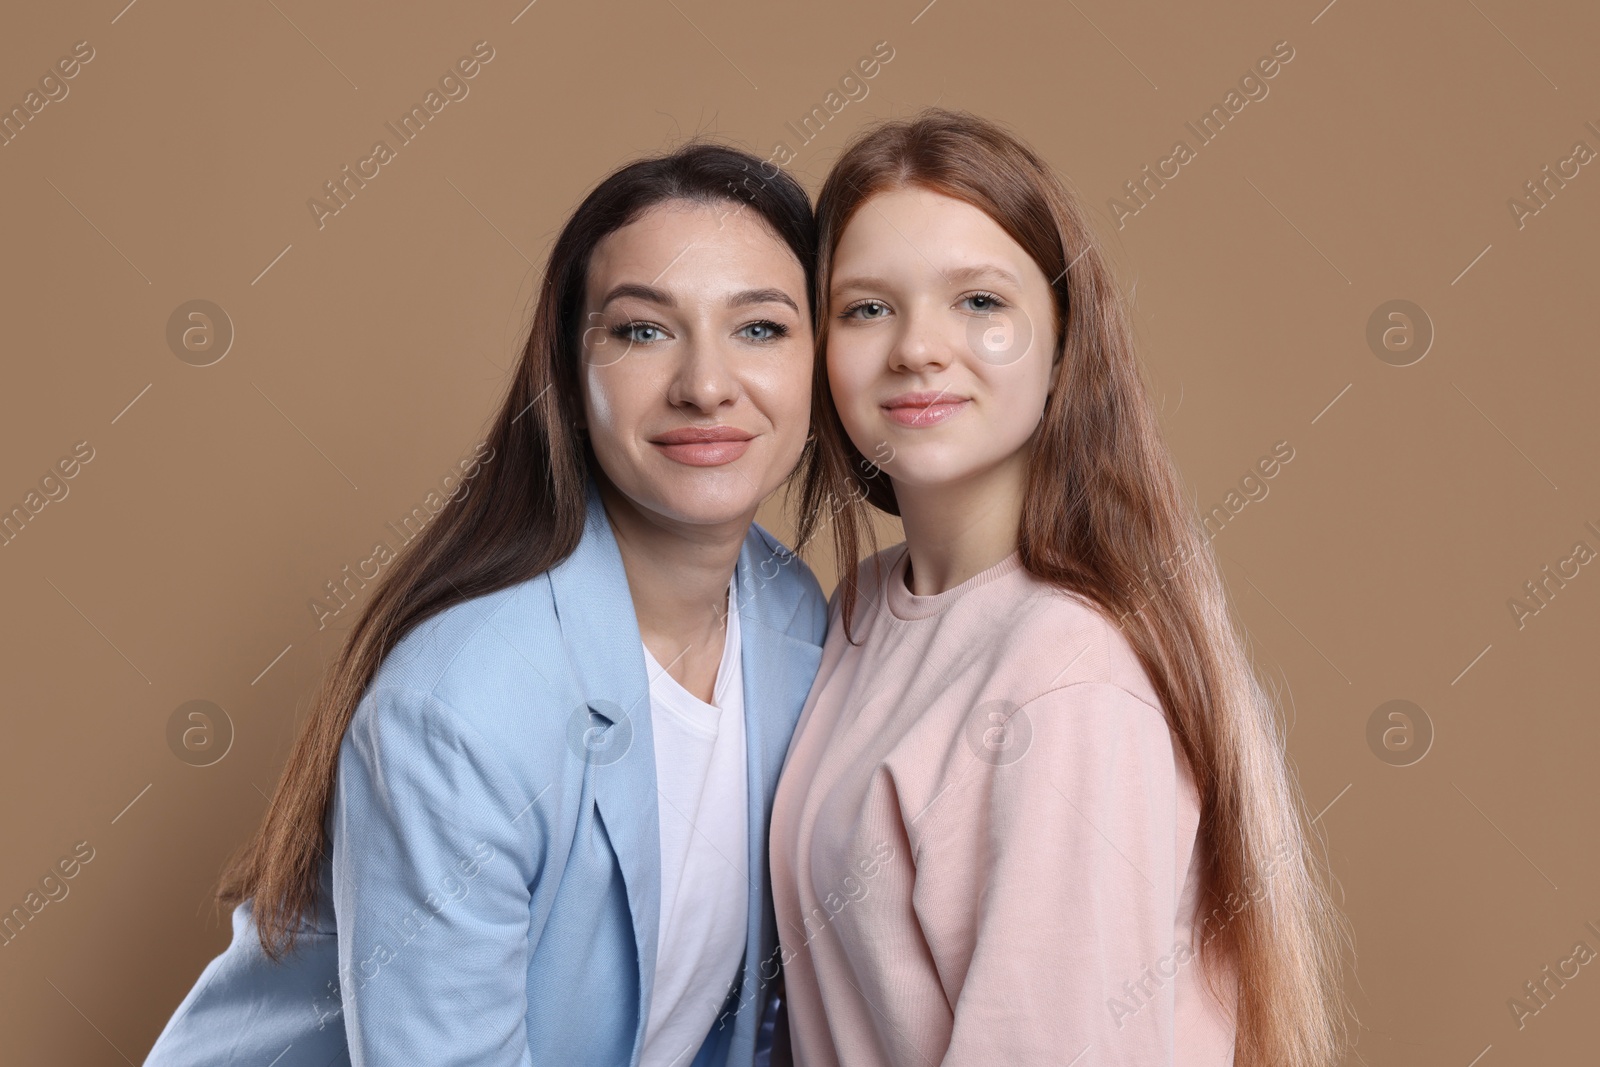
[740,320,789,342]
[612,322,665,344]
[963,292,1005,312]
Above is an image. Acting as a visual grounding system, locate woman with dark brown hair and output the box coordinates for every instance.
[768,109,1353,1066]
[144,142,827,1067]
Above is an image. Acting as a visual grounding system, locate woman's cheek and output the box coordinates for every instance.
[779,357,817,427]
[584,378,615,432]
[579,369,620,444]
[580,370,636,470]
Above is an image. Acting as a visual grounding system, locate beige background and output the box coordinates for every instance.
[2,0,1597,1063]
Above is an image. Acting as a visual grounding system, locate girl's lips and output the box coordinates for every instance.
[882,399,970,427]
[652,439,753,466]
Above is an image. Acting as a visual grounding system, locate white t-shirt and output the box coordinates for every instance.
[637,572,750,1067]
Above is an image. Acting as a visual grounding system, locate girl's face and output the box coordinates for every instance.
[579,198,813,530]
[826,184,1057,493]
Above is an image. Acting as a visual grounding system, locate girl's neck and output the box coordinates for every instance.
[891,450,1027,597]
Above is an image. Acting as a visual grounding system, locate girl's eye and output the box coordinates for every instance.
[841,299,891,320]
[612,321,666,344]
[962,291,1007,313]
[739,320,790,343]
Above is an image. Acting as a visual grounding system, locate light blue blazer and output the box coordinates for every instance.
[145,474,828,1066]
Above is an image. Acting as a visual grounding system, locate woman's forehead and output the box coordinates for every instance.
[585,200,807,308]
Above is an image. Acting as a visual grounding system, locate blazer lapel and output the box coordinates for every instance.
[545,477,661,1053]
[547,476,825,1058]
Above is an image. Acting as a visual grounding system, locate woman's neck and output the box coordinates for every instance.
[595,476,749,675]
[891,449,1027,596]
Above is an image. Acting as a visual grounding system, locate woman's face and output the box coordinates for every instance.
[826,184,1057,493]
[579,198,813,530]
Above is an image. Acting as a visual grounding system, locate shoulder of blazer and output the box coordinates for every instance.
[370,572,559,693]
[357,573,575,791]
[746,520,828,648]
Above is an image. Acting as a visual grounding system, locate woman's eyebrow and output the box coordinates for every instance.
[598,284,798,314]
[599,282,674,309]
[729,287,800,313]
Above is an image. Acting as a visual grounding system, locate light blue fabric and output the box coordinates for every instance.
[144,474,827,1066]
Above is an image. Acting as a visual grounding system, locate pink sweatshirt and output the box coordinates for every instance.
[768,544,1238,1066]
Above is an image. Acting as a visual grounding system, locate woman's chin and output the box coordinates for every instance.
[652,479,769,528]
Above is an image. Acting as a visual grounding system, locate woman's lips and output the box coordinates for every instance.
[882,398,970,427]
[650,427,755,467]
[652,439,752,466]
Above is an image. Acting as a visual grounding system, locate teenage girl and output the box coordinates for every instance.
[769,109,1351,1067]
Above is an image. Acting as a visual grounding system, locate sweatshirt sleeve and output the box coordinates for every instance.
[332,685,542,1066]
[934,681,1182,1067]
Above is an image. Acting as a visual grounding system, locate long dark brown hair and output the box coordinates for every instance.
[795,109,1353,1067]
[219,142,817,958]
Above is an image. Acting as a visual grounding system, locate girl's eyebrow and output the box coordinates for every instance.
[939,263,1022,288]
[830,274,894,295]
[831,264,1022,296]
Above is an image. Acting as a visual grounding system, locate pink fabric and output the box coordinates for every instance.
[769,544,1238,1066]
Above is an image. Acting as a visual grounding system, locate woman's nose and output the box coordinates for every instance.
[667,337,740,412]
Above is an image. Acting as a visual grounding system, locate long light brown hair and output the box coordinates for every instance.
[795,108,1353,1067]
[218,142,817,959]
